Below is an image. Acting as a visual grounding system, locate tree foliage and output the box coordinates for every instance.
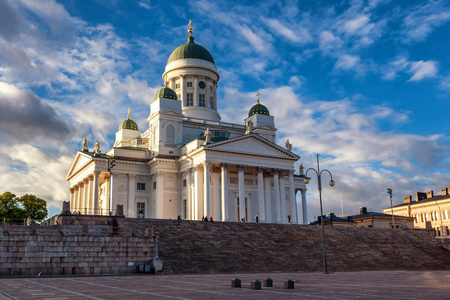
[0,192,48,223]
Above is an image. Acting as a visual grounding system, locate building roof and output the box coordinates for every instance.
[309,214,355,225]
[154,86,178,101]
[389,194,450,209]
[119,118,138,131]
[248,103,270,117]
[167,36,215,65]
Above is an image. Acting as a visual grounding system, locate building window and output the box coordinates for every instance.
[186,93,193,106]
[210,85,213,91]
[137,202,145,218]
[175,83,180,89]
[153,181,156,189]
[183,199,187,220]
[166,125,175,144]
[199,94,205,107]
[187,82,192,88]
[137,183,146,190]
[210,96,214,109]
[183,179,187,187]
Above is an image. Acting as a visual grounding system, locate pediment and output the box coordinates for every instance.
[205,134,299,160]
[66,152,93,180]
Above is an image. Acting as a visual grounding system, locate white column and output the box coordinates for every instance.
[206,78,211,108]
[110,172,119,215]
[257,167,265,223]
[212,167,221,221]
[155,171,164,219]
[93,171,100,215]
[194,75,199,106]
[203,161,211,218]
[288,171,297,224]
[221,164,229,221]
[70,188,75,211]
[193,166,202,220]
[83,178,90,214]
[264,175,272,223]
[77,183,83,213]
[88,176,94,214]
[279,176,286,223]
[186,169,191,220]
[128,174,136,218]
[238,165,245,221]
[180,74,185,105]
[273,170,281,223]
[301,189,308,224]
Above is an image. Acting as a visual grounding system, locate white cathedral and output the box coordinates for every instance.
[66,23,308,224]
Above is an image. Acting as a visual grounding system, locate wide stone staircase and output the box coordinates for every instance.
[127,219,450,274]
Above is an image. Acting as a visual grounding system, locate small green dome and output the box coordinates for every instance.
[119,119,138,131]
[248,103,270,117]
[167,36,215,65]
[154,86,178,101]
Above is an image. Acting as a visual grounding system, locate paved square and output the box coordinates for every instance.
[0,271,449,299]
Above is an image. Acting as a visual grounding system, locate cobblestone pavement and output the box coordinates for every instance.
[0,271,449,300]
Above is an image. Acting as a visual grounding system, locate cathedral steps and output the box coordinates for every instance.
[127,219,450,274]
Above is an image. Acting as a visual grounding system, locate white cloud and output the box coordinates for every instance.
[408,60,438,81]
[440,76,450,91]
[402,0,450,43]
[343,15,371,34]
[265,18,312,43]
[334,54,361,71]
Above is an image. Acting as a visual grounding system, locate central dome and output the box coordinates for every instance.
[167,36,215,65]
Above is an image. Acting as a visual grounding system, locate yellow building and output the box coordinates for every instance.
[383,188,450,236]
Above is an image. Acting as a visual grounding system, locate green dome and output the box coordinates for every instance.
[119,118,138,131]
[154,86,178,101]
[167,36,215,65]
[248,103,270,117]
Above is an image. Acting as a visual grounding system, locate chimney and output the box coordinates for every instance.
[426,190,434,198]
[360,207,367,214]
[415,192,427,201]
[403,196,412,203]
[441,188,448,196]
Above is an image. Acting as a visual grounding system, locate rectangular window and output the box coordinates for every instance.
[175,83,180,89]
[137,202,145,218]
[183,179,187,187]
[199,94,205,107]
[187,82,192,87]
[209,96,214,109]
[137,183,146,191]
[186,93,193,106]
[210,85,213,91]
[183,199,187,220]
[153,181,156,189]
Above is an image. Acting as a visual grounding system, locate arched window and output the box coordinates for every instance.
[166,125,175,144]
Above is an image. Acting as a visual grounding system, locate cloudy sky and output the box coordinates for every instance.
[1,0,449,220]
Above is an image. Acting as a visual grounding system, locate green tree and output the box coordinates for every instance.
[19,194,48,222]
[0,192,24,223]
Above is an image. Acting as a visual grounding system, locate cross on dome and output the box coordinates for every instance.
[256,92,260,104]
[188,20,193,37]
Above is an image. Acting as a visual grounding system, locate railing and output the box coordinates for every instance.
[68,207,122,217]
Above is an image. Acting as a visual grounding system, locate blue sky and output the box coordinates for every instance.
[0,0,449,220]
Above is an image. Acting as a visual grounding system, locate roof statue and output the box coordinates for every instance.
[82,136,88,152]
[94,140,100,154]
[299,164,304,176]
[203,128,212,145]
[286,139,292,151]
[245,118,253,134]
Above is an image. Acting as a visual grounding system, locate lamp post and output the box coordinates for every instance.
[387,188,394,229]
[304,154,335,274]
[107,158,116,216]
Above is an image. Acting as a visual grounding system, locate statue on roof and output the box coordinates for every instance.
[94,140,100,154]
[82,136,88,152]
[204,128,211,145]
[245,118,253,134]
[286,139,292,151]
[299,164,304,176]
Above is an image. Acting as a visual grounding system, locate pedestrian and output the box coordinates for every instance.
[204,215,208,222]
[241,216,246,222]
[255,215,259,223]
[287,214,291,224]
[177,215,182,221]
[210,216,213,222]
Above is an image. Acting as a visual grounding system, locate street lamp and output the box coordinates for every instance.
[304,154,335,274]
[107,158,116,216]
[387,188,395,229]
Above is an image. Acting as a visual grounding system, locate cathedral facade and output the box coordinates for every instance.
[66,23,308,224]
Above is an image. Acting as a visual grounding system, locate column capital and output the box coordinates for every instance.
[129,173,137,179]
[211,166,221,173]
[83,177,89,183]
[93,170,101,176]
[88,174,94,180]
[238,165,245,171]
[70,187,75,193]
[258,167,264,173]
[273,168,280,174]
[221,163,228,169]
[289,169,295,175]
[202,161,211,167]
[111,172,120,177]
[156,171,165,177]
